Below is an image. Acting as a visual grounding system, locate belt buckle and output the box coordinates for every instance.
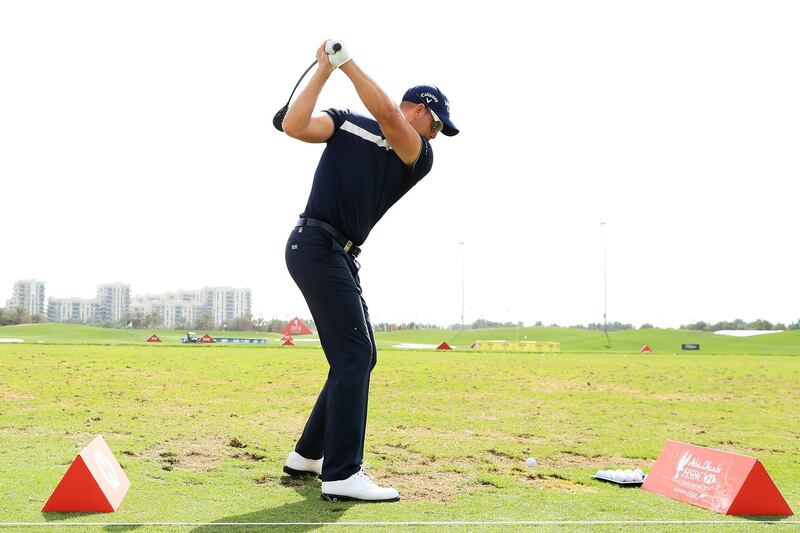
[343,240,353,253]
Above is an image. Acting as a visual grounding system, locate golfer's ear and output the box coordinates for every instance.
[284,114,335,143]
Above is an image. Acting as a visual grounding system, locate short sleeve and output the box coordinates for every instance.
[322,108,349,130]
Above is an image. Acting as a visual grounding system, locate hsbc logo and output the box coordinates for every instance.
[674,449,724,482]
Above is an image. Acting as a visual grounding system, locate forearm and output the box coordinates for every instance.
[282,69,331,133]
[340,60,397,122]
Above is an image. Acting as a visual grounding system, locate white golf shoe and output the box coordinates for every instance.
[283,451,323,477]
[321,470,400,502]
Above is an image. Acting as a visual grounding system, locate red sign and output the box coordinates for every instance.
[199,334,216,343]
[436,341,452,350]
[281,317,313,336]
[282,337,294,346]
[640,345,652,353]
[42,435,131,512]
[642,440,792,515]
[146,334,161,343]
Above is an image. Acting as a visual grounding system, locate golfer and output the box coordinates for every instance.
[280,40,458,502]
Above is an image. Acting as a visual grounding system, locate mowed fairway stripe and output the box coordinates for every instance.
[1,520,798,526]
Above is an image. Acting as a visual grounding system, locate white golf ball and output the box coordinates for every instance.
[613,469,625,482]
[526,457,537,467]
[634,468,644,477]
[623,469,634,482]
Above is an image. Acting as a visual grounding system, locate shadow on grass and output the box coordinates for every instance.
[41,512,144,531]
[740,515,794,523]
[191,475,357,533]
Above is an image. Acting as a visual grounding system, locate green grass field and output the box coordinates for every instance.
[1,324,799,531]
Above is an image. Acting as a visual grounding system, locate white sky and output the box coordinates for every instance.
[1,1,798,328]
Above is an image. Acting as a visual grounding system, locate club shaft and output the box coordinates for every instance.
[285,60,318,107]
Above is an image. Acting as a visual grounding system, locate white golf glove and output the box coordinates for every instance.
[325,40,351,68]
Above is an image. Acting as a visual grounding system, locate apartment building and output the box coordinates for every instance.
[5,279,46,316]
[41,282,128,325]
[96,283,131,323]
[47,298,100,323]
[130,286,251,329]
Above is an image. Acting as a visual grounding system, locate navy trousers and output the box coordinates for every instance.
[285,225,377,482]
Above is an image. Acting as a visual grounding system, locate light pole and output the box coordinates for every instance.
[600,222,610,348]
[459,241,465,331]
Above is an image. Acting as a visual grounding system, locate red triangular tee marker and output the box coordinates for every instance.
[42,435,130,513]
[727,461,794,515]
[436,342,452,350]
[642,440,793,516]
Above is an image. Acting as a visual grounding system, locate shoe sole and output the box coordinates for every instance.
[283,465,321,478]
[321,493,400,503]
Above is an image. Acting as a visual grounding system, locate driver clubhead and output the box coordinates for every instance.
[273,105,288,132]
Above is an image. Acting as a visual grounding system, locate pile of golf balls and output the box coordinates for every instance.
[596,468,644,482]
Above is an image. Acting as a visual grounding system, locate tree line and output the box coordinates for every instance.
[0,308,317,333]
[4,308,798,333]
[118,313,316,332]
[0,307,45,326]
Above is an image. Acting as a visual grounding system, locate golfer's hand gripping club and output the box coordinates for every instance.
[325,40,350,67]
[272,40,346,132]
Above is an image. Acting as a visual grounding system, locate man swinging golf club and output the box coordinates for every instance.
[279,39,458,502]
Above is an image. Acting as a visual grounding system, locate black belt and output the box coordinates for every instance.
[296,217,361,258]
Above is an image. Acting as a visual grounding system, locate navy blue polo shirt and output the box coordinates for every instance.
[301,108,434,245]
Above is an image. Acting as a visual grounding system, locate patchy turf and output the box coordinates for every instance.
[0,343,798,531]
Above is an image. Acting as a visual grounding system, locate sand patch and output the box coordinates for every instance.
[548,451,645,471]
[650,392,737,402]
[381,469,471,501]
[1,391,35,401]
[139,435,261,472]
[714,330,783,337]
[370,444,467,501]
[365,444,609,500]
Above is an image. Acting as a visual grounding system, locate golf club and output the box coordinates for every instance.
[273,42,341,132]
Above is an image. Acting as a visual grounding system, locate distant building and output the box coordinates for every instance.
[48,297,100,323]
[130,290,199,329]
[96,283,131,323]
[6,279,46,317]
[46,282,129,325]
[205,287,251,327]
[130,286,251,329]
